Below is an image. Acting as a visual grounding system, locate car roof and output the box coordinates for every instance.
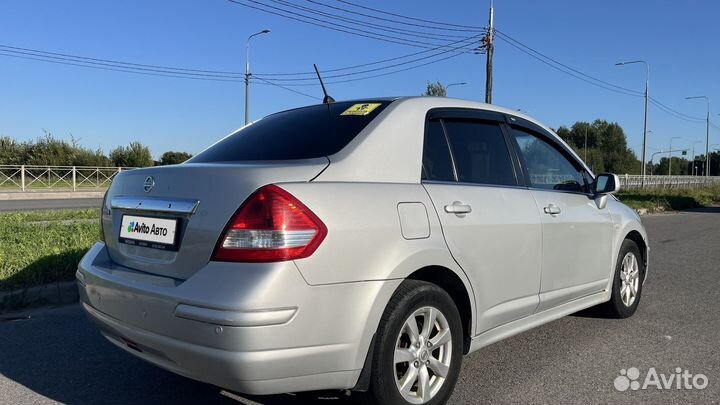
[298,96,556,136]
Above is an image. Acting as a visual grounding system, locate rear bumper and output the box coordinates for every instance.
[77,242,400,395]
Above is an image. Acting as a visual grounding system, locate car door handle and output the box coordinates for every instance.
[444,202,472,214]
[543,204,561,215]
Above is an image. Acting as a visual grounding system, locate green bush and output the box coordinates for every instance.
[618,186,720,211]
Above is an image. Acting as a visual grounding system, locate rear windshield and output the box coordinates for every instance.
[190,100,392,162]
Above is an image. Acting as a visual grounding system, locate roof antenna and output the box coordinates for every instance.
[313,64,335,104]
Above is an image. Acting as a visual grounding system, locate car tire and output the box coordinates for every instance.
[601,239,645,318]
[357,280,463,405]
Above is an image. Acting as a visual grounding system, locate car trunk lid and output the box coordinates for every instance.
[102,159,328,280]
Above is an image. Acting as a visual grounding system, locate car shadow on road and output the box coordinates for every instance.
[0,305,356,405]
[684,206,720,213]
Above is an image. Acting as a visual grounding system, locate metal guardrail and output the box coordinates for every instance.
[618,174,720,189]
[0,165,136,191]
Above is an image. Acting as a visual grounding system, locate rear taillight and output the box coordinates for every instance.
[212,185,327,262]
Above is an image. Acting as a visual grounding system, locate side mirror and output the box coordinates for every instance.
[594,173,620,195]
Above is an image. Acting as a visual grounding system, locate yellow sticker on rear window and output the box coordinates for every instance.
[341,103,382,116]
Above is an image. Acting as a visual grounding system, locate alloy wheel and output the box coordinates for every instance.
[620,252,640,307]
[393,306,453,404]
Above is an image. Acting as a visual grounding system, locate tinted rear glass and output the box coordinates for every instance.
[190,101,391,162]
[422,120,455,182]
[443,120,517,186]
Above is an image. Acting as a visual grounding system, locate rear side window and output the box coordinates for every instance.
[422,120,455,182]
[443,120,517,186]
[190,101,391,162]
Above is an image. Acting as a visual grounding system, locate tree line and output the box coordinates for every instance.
[0,134,192,167]
[556,121,720,175]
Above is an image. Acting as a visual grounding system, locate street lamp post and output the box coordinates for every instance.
[445,82,467,95]
[616,60,649,185]
[685,96,710,177]
[668,136,681,175]
[245,29,271,125]
[650,150,666,176]
[691,141,703,176]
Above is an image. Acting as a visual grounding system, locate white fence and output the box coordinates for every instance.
[0,165,135,192]
[618,174,720,189]
[2,165,720,192]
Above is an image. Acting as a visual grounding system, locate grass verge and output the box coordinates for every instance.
[617,186,720,212]
[0,209,98,292]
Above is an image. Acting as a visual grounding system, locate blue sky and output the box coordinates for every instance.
[1,0,718,160]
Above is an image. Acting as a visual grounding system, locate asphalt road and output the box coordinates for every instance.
[0,198,102,211]
[1,209,719,405]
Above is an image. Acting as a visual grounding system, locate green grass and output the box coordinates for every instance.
[618,186,720,212]
[0,209,99,292]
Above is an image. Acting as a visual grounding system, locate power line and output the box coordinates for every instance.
[334,0,484,30]
[267,0,468,41]
[494,30,643,97]
[648,98,704,122]
[494,30,716,127]
[255,35,480,77]
[0,47,242,79]
[493,35,642,97]
[0,49,324,102]
[304,0,482,33]
[0,51,243,82]
[226,0,479,51]
[0,44,242,75]
[256,35,481,81]
[0,39,470,97]
[254,76,320,99]
[0,40,478,85]
[260,51,466,86]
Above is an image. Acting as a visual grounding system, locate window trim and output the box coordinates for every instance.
[439,119,460,182]
[421,108,522,188]
[421,118,457,182]
[504,114,593,178]
[506,119,593,197]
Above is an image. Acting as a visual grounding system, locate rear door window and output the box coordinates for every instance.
[422,120,456,182]
[190,101,391,162]
[443,120,517,186]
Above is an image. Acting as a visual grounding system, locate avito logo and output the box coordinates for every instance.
[614,367,709,392]
[127,221,169,237]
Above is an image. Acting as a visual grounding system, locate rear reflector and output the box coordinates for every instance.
[212,185,327,262]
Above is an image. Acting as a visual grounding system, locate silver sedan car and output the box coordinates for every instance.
[77,97,648,405]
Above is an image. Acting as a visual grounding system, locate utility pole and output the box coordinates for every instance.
[685,96,710,177]
[584,125,588,161]
[245,29,271,125]
[484,0,494,104]
[691,141,702,176]
[668,136,680,175]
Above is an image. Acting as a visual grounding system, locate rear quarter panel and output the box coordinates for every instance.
[280,182,469,286]
[281,181,477,368]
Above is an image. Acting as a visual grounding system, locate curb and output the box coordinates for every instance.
[0,281,78,312]
[0,191,106,200]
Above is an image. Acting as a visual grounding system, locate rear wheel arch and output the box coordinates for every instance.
[406,266,474,354]
[353,265,473,393]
